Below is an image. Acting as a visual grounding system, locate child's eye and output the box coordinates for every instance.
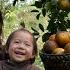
[25,43,31,47]
[14,41,20,43]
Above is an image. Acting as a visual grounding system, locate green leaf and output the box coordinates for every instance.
[41,0,46,3]
[42,32,51,42]
[20,21,25,28]
[39,23,44,32]
[36,13,41,20]
[31,10,39,12]
[31,27,39,33]
[35,1,42,8]
[32,32,39,35]
[42,8,46,17]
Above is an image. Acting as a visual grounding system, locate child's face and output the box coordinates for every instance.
[8,31,35,62]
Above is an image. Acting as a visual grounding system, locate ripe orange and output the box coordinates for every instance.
[52,48,64,55]
[43,40,59,54]
[58,0,70,10]
[55,31,70,47]
[49,34,56,41]
[64,43,70,53]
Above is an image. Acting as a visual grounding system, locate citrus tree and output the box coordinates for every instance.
[31,0,70,42]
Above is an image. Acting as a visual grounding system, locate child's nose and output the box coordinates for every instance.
[19,43,26,49]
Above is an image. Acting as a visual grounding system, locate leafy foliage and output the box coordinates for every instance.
[36,13,41,20]
[31,9,39,12]
[34,1,42,8]
[31,0,70,42]
[42,8,46,17]
[39,23,44,32]
[13,0,25,6]
[42,32,51,42]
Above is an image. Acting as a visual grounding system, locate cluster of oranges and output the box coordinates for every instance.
[43,31,70,55]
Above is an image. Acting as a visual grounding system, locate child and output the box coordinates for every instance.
[0,28,41,70]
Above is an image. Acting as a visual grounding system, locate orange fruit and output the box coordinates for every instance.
[64,43,70,53]
[49,34,56,41]
[52,48,64,55]
[43,40,59,54]
[55,31,70,47]
[58,0,70,10]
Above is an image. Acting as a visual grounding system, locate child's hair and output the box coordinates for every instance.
[5,28,38,63]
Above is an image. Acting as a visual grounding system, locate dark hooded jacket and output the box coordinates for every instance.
[0,60,41,70]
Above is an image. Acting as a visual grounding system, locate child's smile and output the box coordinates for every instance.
[8,31,35,62]
[14,49,26,58]
[15,50,25,55]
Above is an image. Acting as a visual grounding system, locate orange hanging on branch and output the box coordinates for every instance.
[58,0,70,10]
